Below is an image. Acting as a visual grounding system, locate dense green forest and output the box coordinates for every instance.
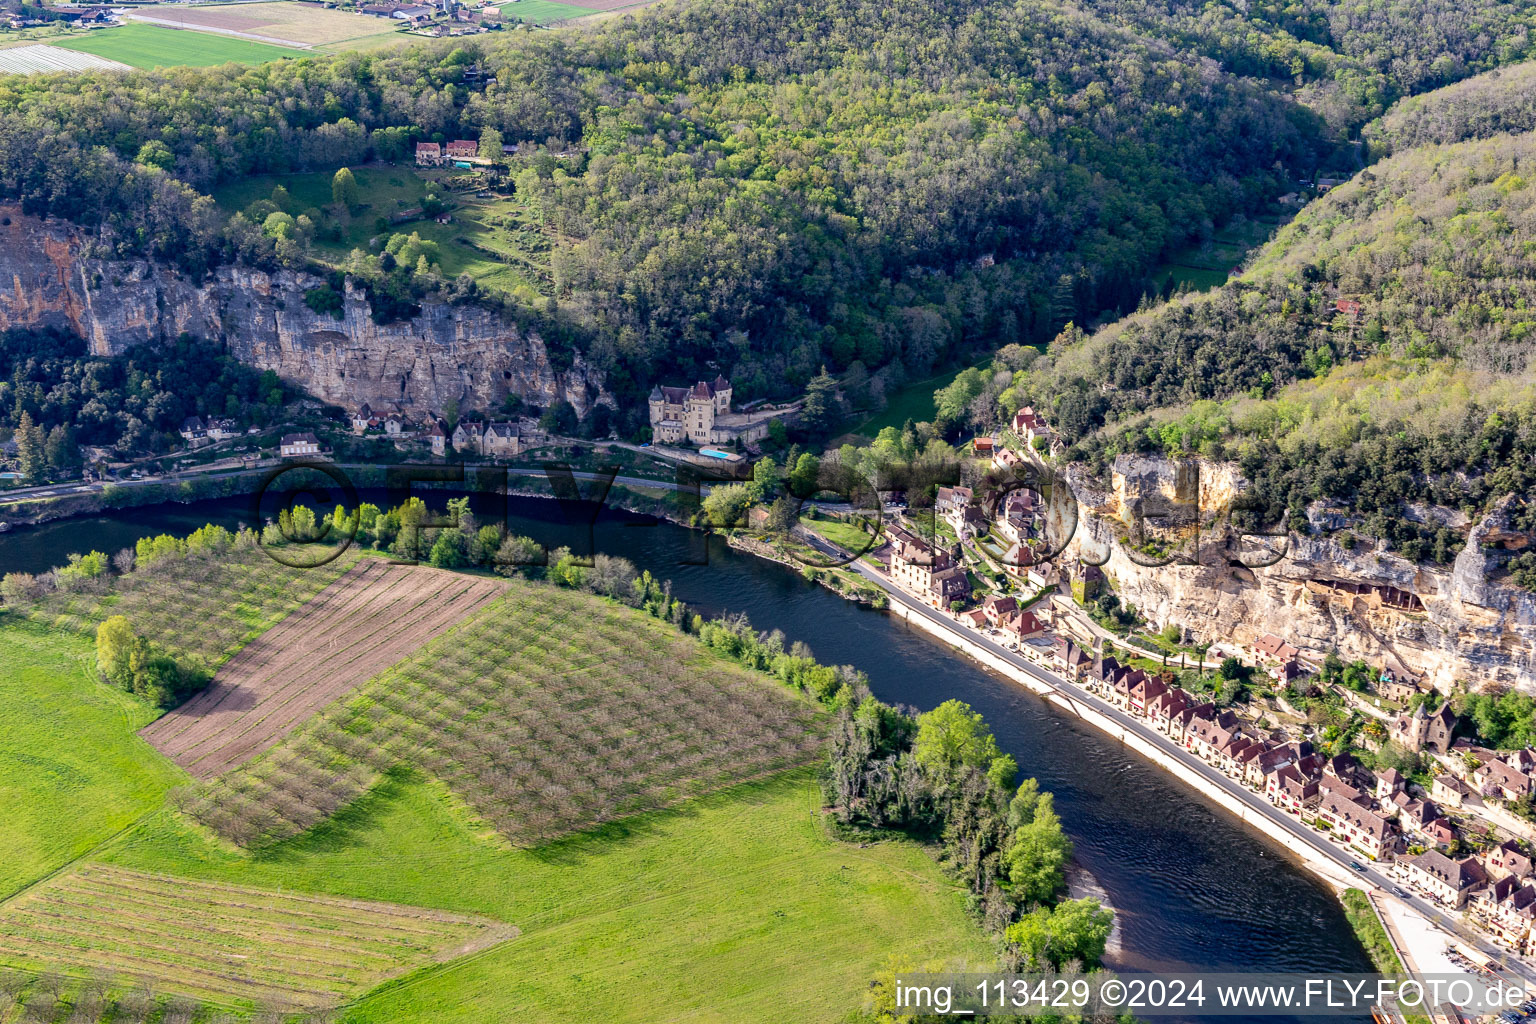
[1007,102,1536,565]
[0,328,286,473]
[8,0,1516,427]
[1072,0,1536,135]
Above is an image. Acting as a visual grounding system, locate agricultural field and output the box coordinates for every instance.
[53,23,307,69]
[28,545,357,671]
[182,578,825,847]
[0,864,516,1011]
[141,561,504,779]
[852,359,990,438]
[102,770,989,1024]
[497,0,604,24]
[0,43,129,74]
[1,535,990,1019]
[125,2,406,52]
[1149,214,1288,295]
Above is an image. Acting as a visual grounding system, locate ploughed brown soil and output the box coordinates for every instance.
[141,560,504,779]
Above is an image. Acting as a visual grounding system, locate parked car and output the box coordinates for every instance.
[1350,862,1366,872]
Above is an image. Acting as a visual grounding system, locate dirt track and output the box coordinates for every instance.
[141,560,503,778]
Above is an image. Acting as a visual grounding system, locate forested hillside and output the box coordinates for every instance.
[1365,60,1536,152]
[1014,129,1536,562]
[2,0,1533,425]
[1072,0,1536,134]
[0,0,1324,414]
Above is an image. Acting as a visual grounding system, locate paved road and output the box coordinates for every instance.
[796,527,1536,989]
[1,461,695,510]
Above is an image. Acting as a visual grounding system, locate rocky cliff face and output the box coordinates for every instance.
[1064,454,1536,691]
[0,208,606,417]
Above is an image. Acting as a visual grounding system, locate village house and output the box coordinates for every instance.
[482,421,521,457]
[1268,763,1320,815]
[1011,406,1055,452]
[648,375,785,446]
[1128,673,1167,715]
[1000,610,1047,642]
[1404,850,1485,908]
[1375,767,1403,801]
[1271,658,1309,687]
[452,420,484,453]
[1316,790,1394,860]
[1431,773,1476,809]
[885,524,971,610]
[1053,637,1090,681]
[1147,687,1192,736]
[991,446,1026,473]
[426,420,448,456]
[393,5,434,25]
[1391,702,1457,753]
[279,433,321,459]
[352,404,378,433]
[1473,757,1534,803]
[1487,840,1534,881]
[384,412,411,437]
[1391,791,1442,837]
[1252,633,1302,663]
[1375,664,1419,703]
[1474,877,1536,949]
[981,595,1018,627]
[179,416,208,446]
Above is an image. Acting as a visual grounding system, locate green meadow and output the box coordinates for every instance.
[55,23,307,69]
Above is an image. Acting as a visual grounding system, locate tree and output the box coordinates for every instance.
[788,452,821,497]
[701,482,752,528]
[494,534,545,575]
[428,529,469,568]
[1004,796,1072,903]
[14,411,45,482]
[133,140,175,171]
[1005,898,1113,969]
[799,367,840,435]
[0,572,42,607]
[44,424,78,471]
[479,126,504,161]
[96,615,137,688]
[914,699,1003,777]
[332,167,361,209]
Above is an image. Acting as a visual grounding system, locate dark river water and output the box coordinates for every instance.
[0,488,1373,1009]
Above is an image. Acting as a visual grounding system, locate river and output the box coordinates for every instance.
[0,488,1376,1006]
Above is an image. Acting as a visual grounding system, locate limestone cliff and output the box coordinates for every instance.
[1062,454,1536,691]
[0,208,606,417]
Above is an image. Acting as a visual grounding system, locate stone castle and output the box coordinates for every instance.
[648,375,783,446]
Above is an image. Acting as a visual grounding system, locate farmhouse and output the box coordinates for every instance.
[393,5,434,24]
[415,142,443,167]
[445,139,479,161]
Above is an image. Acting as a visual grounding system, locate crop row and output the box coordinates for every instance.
[186,580,825,847]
